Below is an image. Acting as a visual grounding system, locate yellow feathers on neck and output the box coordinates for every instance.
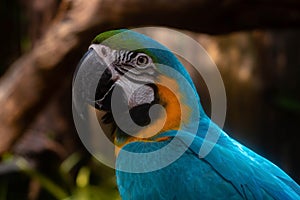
[114,74,191,154]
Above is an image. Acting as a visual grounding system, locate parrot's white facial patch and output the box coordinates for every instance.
[89,43,157,109]
[116,77,154,109]
[90,44,157,82]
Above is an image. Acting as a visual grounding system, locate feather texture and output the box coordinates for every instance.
[116,127,300,199]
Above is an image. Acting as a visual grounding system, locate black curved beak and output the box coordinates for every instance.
[72,48,115,118]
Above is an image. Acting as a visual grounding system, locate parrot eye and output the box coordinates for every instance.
[136,55,149,67]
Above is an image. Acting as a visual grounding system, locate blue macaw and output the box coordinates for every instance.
[74,29,300,199]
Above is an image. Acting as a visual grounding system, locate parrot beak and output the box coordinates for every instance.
[73,47,115,117]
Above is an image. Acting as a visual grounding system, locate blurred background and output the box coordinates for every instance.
[0,0,299,199]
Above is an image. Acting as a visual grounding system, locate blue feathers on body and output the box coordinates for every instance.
[117,128,300,200]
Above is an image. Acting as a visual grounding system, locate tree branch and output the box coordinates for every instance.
[0,0,299,153]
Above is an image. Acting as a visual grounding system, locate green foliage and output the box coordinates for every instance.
[0,153,120,200]
[275,96,300,113]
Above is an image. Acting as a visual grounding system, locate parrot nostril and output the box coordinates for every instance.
[101,47,107,57]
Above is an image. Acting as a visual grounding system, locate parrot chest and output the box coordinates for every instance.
[115,140,241,200]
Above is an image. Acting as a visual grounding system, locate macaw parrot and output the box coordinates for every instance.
[73,29,300,199]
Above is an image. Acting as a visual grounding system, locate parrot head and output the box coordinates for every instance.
[74,29,203,147]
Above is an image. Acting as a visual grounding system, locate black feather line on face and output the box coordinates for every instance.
[128,83,160,126]
[129,103,153,126]
[129,51,138,60]
[114,83,161,141]
[101,83,160,142]
[114,65,126,75]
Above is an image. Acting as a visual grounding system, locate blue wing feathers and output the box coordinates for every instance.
[116,128,300,199]
[177,129,300,199]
